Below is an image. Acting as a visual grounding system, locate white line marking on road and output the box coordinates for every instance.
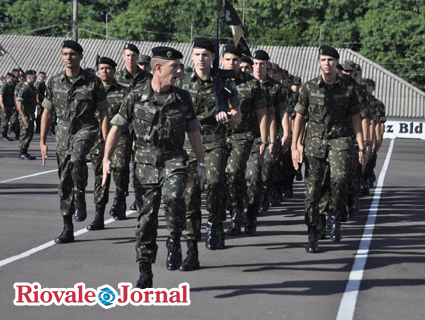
[0,169,58,184]
[0,210,136,268]
[336,139,395,320]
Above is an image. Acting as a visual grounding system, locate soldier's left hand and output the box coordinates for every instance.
[216,111,230,124]
[359,152,366,172]
[196,165,206,190]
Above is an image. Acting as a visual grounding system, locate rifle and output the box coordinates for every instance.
[212,0,236,117]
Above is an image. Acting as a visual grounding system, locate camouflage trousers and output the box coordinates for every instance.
[245,138,263,208]
[18,114,34,149]
[304,147,351,226]
[262,133,283,187]
[281,144,297,181]
[0,107,13,135]
[364,150,377,182]
[348,143,361,207]
[135,171,188,263]
[318,162,331,216]
[10,107,20,133]
[226,133,254,200]
[90,134,132,206]
[184,139,228,241]
[56,131,93,216]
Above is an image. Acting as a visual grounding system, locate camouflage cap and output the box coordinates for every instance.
[268,62,279,71]
[293,76,302,85]
[342,60,356,71]
[280,69,289,76]
[184,66,193,74]
[355,64,362,73]
[368,79,376,87]
[288,74,294,82]
[361,78,369,85]
[138,55,151,64]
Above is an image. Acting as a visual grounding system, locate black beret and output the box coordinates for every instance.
[6,72,14,77]
[193,37,215,53]
[319,45,339,59]
[336,64,344,71]
[99,57,117,68]
[253,50,269,61]
[62,40,83,53]
[151,46,183,60]
[85,68,95,73]
[25,70,36,75]
[368,79,376,87]
[124,43,139,54]
[222,44,242,57]
[12,69,19,73]
[39,71,46,75]
[241,56,253,66]
[19,73,26,79]
[138,55,151,64]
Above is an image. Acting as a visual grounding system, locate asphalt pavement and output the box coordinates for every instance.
[0,135,424,320]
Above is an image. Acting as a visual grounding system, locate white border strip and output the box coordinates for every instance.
[0,210,136,268]
[336,139,395,320]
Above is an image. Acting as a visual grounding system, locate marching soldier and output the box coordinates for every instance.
[102,46,205,288]
[87,57,130,230]
[112,43,153,219]
[16,70,39,160]
[176,37,241,269]
[39,40,110,244]
[291,46,366,253]
[35,72,47,134]
[221,44,268,236]
[0,73,16,141]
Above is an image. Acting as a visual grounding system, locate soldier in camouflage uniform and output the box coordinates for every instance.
[16,70,39,160]
[220,44,268,236]
[252,50,290,211]
[40,40,110,244]
[11,73,27,139]
[137,55,152,73]
[176,38,241,264]
[114,43,153,218]
[240,56,253,74]
[86,57,129,230]
[34,72,46,134]
[291,46,366,253]
[103,46,205,288]
[0,73,16,141]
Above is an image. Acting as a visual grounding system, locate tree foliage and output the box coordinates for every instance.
[0,0,424,90]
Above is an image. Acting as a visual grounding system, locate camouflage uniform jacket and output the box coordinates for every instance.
[288,90,299,119]
[368,93,380,119]
[0,81,16,109]
[16,82,37,117]
[227,71,267,138]
[295,75,360,159]
[111,80,201,185]
[376,99,386,123]
[261,75,288,134]
[176,71,239,142]
[42,68,109,142]
[35,79,46,102]
[114,66,152,94]
[14,82,24,96]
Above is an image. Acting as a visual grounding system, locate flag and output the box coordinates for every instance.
[219,0,249,54]
[237,36,252,57]
[95,54,100,70]
[219,0,242,26]
[0,44,7,57]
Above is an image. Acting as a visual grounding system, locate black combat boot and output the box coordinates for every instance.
[206,214,224,250]
[2,133,13,141]
[130,200,137,211]
[306,226,319,253]
[259,185,270,212]
[179,240,200,271]
[244,205,257,235]
[166,233,182,270]
[295,168,303,181]
[330,210,343,241]
[87,205,105,230]
[15,129,20,140]
[227,199,244,236]
[55,215,74,244]
[269,185,281,207]
[341,205,349,222]
[74,189,87,222]
[135,262,153,289]
[319,214,327,240]
[109,190,127,220]
[286,178,294,198]
[49,126,56,137]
